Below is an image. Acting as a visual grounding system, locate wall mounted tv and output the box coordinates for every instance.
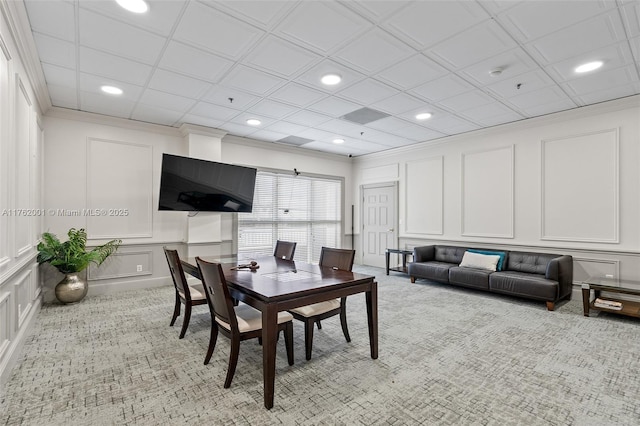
[158,153,257,213]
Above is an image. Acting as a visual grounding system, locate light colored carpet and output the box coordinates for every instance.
[1,266,640,425]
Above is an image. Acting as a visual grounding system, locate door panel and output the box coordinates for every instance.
[362,183,397,267]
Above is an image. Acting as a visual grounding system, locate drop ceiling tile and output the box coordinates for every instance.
[284,110,333,127]
[307,97,362,118]
[181,114,224,129]
[525,11,627,64]
[79,91,136,119]
[173,1,264,60]
[138,89,196,112]
[218,122,256,137]
[247,99,300,119]
[375,54,448,90]
[78,9,165,65]
[228,112,277,128]
[345,1,410,22]
[426,114,479,134]
[295,60,366,93]
[486,69,554,98]
[562,65,639,96]
[427,21,516,69]
[519,98,577,117]
[333,28,415,74]
[300,141,368,156]
[476,113,525,127]
[437,90,495,112]
[47,83,78,109]
[269,82,328,107]
[275,1,371,54]
[347,138,399,153]
[24,0,75,42]
[458,101,522,122]
[545,42,634,82]
[497,0,614,43]
[575,82,640,104]
[158,41,234,83]
[32,33,75,69]
[189,101,241,122]
[410,74,474,102]
[295,128,337,142]
[219,65,286,96]
[247,129,290,142]
[382,1,488,49]
[506,86,574,110]
[210,1,297,29]
[148,69,212,99]
[315,119,367,138]
[371,93,426,115]
[131,105,183,126]
[79,72,143,101]
[365,116,414,132]
[201,86,259,109]
[265,121,308,135]
[79,0,186,36]
[479,0,524,15]
[79,47,152,86]
[243,36,321,78]
[386,123,438,141]
[42,63,76,89]
[336,79,398,105]
[621,1,640,37]
[458,48,539,86]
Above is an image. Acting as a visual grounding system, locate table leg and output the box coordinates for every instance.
[365,281,379,359]
[581,288,590,317]
[262,304,278,409]
[385,251,390,275]
[401,253,407,272]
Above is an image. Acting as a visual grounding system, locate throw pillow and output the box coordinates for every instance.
[459,251,501,272]
[467,249,507,271]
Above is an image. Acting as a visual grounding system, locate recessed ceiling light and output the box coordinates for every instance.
[116,0,149,13]
[333,138,345,144]
[101,85,123,95]
[415,112,432,120]
[246,118,261,126]
[321,73,342,85]
[575,61,603,73]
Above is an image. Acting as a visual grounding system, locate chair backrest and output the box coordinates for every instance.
[195,257,237,331]
[164,247,192,300]
[274,240,297,260]
[319,247,355,272]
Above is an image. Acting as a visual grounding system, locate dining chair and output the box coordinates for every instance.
[163,247,207,339]
[274,240,297,260]
[288,247,355,360]
[195,257,294,388]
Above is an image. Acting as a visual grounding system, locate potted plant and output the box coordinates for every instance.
[37,228,121,304]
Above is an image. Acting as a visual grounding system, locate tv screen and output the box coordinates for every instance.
[158,154,257,212]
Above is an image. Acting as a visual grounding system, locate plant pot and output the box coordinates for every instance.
[55,273,88,304]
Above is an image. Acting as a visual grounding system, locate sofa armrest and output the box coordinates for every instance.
[412,245,435,263]
[546,255,573,299]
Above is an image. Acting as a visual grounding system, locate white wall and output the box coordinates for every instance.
[0,2,44,387]
[353,96,640,283]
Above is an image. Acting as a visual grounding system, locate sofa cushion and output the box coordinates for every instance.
[467,249,507,271]
[506,252,560,275]
[448,267,491,290]
[489,271,558,300]
[434,246,467,264]
[459,251,501,271]
[408,261,453,283]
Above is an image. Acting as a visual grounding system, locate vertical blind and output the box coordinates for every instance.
[238,170,342,263]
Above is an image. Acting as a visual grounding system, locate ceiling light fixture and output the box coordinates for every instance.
[575,61,603,73]
[101,85,123,95]
[333,138,345,144]
[489,68,503,77]
[321,73,342,85]
[415,112,432,120]
[116,0,149,13]
[246,118,261,126]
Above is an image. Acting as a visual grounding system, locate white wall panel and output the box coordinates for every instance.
[13,270,32,329]
[461,146,514,238]
[573,257,620,284]
[405,157,443,235]
[14,76,32,256]
[86,138,153,238]
[0,291,9,362]
[0,35,10,269]
[361,163,398,182]
[88,249,152,280]
[541,129,618,243]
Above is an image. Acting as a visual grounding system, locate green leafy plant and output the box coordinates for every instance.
[37,228,121,274]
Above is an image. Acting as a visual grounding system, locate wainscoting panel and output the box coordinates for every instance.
[0,291,9,363]
[0,35,10,269]
[405,157,443,235]
[86,138,153,239]
[12,270,32,329]
[88,250,153,280]
[572,257,620,285]
[541,129,619,243]
[461,146,514,238]
[14,75,32,256]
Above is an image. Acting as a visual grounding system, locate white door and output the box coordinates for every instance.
[361,183,397,268]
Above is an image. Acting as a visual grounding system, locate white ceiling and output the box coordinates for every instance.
[23,0,640,156]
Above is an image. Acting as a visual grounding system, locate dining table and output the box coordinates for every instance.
[181,254,378,409]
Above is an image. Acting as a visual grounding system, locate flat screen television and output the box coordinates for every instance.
[158,153,257,212]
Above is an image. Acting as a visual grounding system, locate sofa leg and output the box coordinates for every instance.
[546,301,555,311]
[410,276,416,283]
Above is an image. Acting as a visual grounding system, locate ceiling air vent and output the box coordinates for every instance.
[276,136,315,146]
[340,107,390,125]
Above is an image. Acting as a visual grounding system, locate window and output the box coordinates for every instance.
[238,170,342,263]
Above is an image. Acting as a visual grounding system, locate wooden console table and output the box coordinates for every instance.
[582,276,640,318]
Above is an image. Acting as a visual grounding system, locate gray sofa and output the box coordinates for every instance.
[408,245,573,311]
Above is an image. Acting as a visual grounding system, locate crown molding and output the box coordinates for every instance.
[0,0,51,114]
[179,123,227,139]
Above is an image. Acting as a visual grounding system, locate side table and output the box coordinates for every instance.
[582,276,640,318]
[385,248,413,275]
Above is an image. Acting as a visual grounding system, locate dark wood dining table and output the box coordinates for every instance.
[181,255,378,409]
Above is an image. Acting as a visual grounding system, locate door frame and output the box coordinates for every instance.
[360,181,399,267]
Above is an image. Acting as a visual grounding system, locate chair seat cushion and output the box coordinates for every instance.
[179,279,206,301]
[216,304,293,333]
[289,298,340,317]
